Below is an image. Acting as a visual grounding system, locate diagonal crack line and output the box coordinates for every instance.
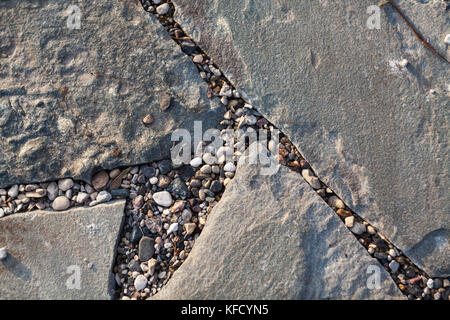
[138,0,447,299]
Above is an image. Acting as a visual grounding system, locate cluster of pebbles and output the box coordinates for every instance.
[0,0,448,301]
[134,0,450,300]
[0,169,120,216]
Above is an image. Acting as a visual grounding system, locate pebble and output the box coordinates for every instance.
[92,170,109,190]
[130,225,143,244]
[111,189,130,198]
[156,3,170,15]
[153,191,173,207]
[25,189,46,198]
[52,196,70,211]
[139,237,155,262]
[350,222,366,235]
[224,162,236,172]
[142,114,154,125]
[147,258,157,275]
[134,275,148,291]
[202,153,217,165]
[149,177,158,185]
[388,249,397,258]
[184,222,196,235]
[301,169,321,189]
[445,34,450,45]
[193,54,203,63]
[367,225,376,235]
[76,192,90,203]
[142,166,156,178]
[167,223,179,235]
[133,195,144,209]
[190,157,202,168]
[0,247,7,260]
[327,195,345,209]
[398,58,409,68]
[210,180,222,193]
[200,165,212,174]
[96,190,112,203]
[389,260,400,273]
[58,178,74,192]
[0,208,4,218]
[427,278,434,289]
[7,185,19,198]
[344,216,355,228]
[109,168,121,179]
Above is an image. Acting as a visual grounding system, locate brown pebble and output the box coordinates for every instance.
[159,93,171,111]
[142,114,154,125]
[336,209,352,219]
[92,170,109,190]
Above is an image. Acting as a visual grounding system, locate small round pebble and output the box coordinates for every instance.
[58,178,74,192]
[156,3,170,15]
[92,170,109,190]
[52,196,70,211]
[224,162,236,172]
[134,275,148,291]
[190,157,202,168]
[7,185,19,198]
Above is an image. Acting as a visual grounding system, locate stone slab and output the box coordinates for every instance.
[172,0,450,277]
[0,200,125,299]
[0,0,221,188]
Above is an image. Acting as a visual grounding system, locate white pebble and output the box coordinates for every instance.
[167,223,179,235]
[399,59,408,68]
[445,34,450,45]
[153,191,173,207]
[389,260,399,273]
[224,162,236,172]
[0,247,7,260]
[190,157,203,168]
[156,3,170,15]
[149,177,158,185]
[134,275,148,291]
[344,216,355,228]
[96,190,112,203]
[76,192,90,204]
[58,178,74,192]
[7,185,19,198]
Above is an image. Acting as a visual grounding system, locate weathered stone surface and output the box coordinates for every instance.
[0,0,221,188]
[154,145,403,299]
[172,0,449,277]
[0,200,125,300]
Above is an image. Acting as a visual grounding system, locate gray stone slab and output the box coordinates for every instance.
[0,0,221,188]
[0,200,125,299]
[172,0,450,277]
[153,145,403,299]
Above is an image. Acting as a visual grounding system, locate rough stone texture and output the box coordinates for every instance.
[154,145,403,299]
[173,0,450,277]
[0,200,125,300]
[0,0,221,188]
